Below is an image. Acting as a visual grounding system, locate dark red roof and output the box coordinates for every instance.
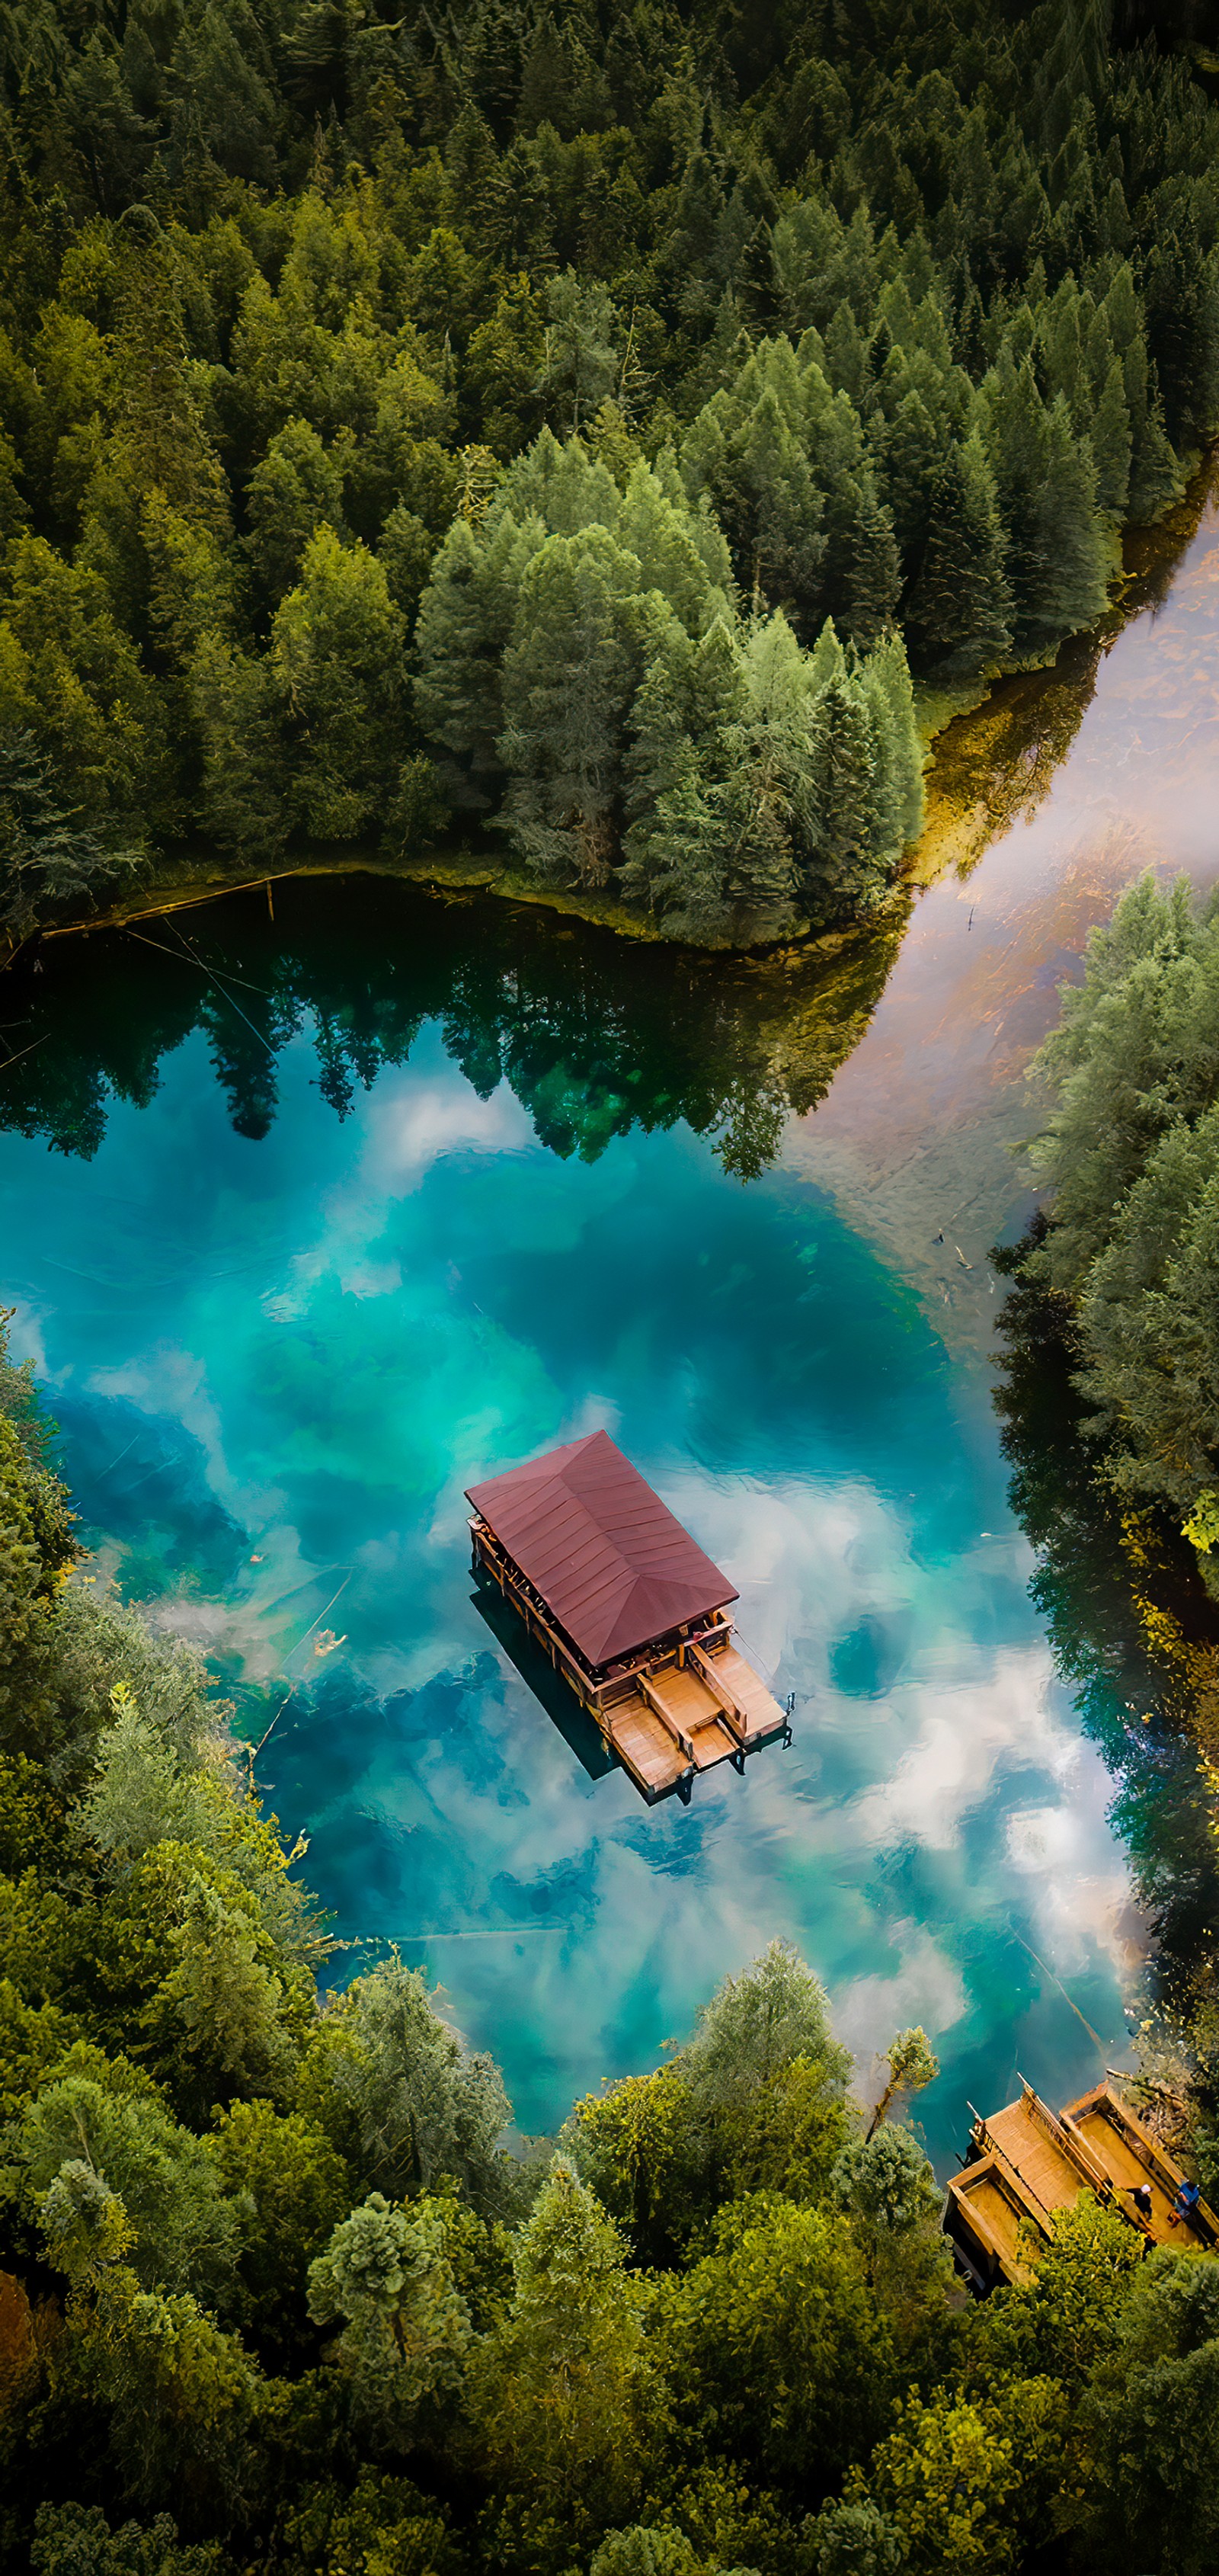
[466,1430,737,1668]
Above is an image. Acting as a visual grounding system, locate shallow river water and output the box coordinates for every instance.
[3,481,1218,2168]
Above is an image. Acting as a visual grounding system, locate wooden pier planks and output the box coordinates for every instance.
[644,1661,740,1768]
[983,2099,1086,2219]
[945,2078,1219,2290]
[607,1693,689,1796]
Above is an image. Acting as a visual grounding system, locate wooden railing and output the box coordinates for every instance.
[686,1639,748,1740]
[1019,2081,1112,2199]
[637,1669,694,1760]
[471,1522,603,1713]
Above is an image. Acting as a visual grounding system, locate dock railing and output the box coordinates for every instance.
[685,1638,749,1740]
[637,1668,695,1761]
[1018,2078,1113,2200]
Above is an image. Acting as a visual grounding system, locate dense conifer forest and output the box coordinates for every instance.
[5,7,1219,2570]
[1,1,1218,939]
[2,1316,1218,2574]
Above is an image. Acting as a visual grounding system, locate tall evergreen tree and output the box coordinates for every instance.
[902,431,1013,681]
[270,527,406,839]
[804,674,883,928]
[498,525,647,884]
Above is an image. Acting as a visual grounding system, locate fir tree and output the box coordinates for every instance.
[862,630,926,850]
[902,431,1013,682]
[245,417,347,608]
[833,469,901,650]
[414,507,546,806]
[498,525,646,885]
[270,527,406,840]
[804,674,882,928]
[1091,357,1133,519]
[982,356,1109,657]
[876,385,942,574]
[0,730,139,937]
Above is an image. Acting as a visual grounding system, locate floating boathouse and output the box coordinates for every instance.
[944,2075,1219,2291]
[467,1429,791,1802]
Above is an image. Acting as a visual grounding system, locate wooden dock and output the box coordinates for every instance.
[465,1432,791,1803]
[472,1521,789,1798]
[945,2077,1219,2289]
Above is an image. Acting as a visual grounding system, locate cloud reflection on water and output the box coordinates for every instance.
[2,1023,1135,2164]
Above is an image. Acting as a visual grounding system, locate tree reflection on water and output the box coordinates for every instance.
[993,1229,1219,1999]
[1,873,906,1181]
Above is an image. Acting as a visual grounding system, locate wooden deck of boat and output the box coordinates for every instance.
[947,2155,1041,2284]
[607,1694,689,1794]
[643,1662,740,1768]
[1070,2109,1180,2241]
[945,2078,1218,2290]
[984,2097,1089,2219]
[468,1501,790,1803]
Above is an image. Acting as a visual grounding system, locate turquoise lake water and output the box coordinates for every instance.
[0,876,1141,2167]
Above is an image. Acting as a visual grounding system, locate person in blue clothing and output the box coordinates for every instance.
[1167,2177,1201,2228]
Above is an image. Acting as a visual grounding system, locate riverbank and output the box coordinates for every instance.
[781,456,1219,1363]
[20,453,1216,968]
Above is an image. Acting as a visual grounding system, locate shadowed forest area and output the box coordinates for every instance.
[2,1,1219,939]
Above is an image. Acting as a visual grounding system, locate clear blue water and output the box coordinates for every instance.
[0,896,1134,2166]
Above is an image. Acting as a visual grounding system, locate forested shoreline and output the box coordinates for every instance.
[2,1315,1218,2574]
[2,2,1219,944]
[984,870,1219,2498]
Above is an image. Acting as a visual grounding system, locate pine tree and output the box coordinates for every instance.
[803,674,881,928]
[500,426,620,537]
[982,355,1108,658]
[623,617,798,946]
[414,505,546,805]
[498,525,645,885]
[536,271,620,436]
[862,630,925,850]
[825,297,866,403]
[621,616,702,896]
[616,462,725,638]
[468,2160,651,2569]
[902,431,1013,681]
[270,527,406,840]
[245,417,347,607]
[1128,383,1185,526]
[464,274,546,457]
[0,731,139,937]
[1091,357,1132,519]
[190,633,290,860]
[1030,392,1111,651]
[834,469,901,650]
[683,377,825,627]
[876,385,942,574]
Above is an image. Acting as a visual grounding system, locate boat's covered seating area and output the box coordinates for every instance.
[466,1431,790,1801]
[945,2078,1218,2290]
